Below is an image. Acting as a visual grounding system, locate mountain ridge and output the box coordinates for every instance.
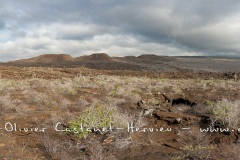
[3,53,240,73]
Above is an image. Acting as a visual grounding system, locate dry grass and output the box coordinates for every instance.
[0,72,239,159]
[174,128,215,160]
[207,99,240,128]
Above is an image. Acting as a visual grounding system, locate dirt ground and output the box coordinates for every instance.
[0,66,239,160]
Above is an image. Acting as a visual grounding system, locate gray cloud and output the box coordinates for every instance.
[0,0,240,61]
[0,21,5,30]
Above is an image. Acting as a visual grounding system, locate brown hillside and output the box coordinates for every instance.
[137,54,176,62]
[75,53,112,61]
[10,54,74,63]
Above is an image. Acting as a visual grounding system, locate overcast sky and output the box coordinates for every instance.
[1,0,240,61]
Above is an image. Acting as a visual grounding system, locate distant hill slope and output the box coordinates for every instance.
[4,53,239,72]
[75,53,112,61]
[9,54,74,64]
[137,54,176,62]
[118,54,176,64]
[1,53,181,72]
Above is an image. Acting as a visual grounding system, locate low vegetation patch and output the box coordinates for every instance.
[69,105,118,138]
[175,144,216,160]
[207,99,240,128]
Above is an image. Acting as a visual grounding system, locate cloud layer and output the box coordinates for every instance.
[1,0,240,61]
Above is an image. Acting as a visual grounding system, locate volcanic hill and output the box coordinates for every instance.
[9,54,74,64]
[3,53,240,72]
[75,53,112,61]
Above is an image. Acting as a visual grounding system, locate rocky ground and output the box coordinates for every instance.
[0,66,239,160]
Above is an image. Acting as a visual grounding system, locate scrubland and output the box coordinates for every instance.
[0,66,239,159]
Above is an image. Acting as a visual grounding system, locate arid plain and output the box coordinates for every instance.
[0,53,240,160]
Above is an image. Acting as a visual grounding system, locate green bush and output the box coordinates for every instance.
[69,105,115,138]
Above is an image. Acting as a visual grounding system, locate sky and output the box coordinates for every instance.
[0,0,240,61]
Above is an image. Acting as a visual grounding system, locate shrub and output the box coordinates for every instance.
[69,105,116,138]
[0,79,30,94]
[207,99,240,128]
